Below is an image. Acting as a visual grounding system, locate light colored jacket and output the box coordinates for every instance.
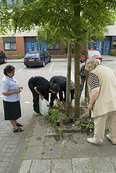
[91,65,116,117]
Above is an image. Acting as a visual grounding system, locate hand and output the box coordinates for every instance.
[19,87,23,92]
[34,87,37,90]
[88,103,93,111]
[16,88,22,93]
[19,87,23,90]
[62,107,66,111]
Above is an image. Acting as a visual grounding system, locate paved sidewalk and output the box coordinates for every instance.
[19,115,116,173]
[0,112,36,173]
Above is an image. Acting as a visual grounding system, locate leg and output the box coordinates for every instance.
[107,111,116,144]
[87,115,107,145]
[33,93,39,113]
[10,120,18,129]
[80,76,85,97]
[70,89,74,107]
[85,79,88,98]
[10,120,24,132]
[28,79,39,113]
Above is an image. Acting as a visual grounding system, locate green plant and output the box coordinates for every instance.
[17,53,24,59]
[5,53,14,56]
[45,108,66,128]
[58,128,64,138]
[72,120,94,134]
[110,52,116,56]
[105,128,109,134]
[45,109,60,127]
[81,98,88,108]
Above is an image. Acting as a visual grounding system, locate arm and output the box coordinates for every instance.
[2,87,23,96]
[56,98,65,111]
[34,87,44,100]
[88,88,100,111]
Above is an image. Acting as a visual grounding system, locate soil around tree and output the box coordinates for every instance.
[54,107,94,134]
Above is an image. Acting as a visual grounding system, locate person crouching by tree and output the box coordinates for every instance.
[85,58,116,145]
[28,76,65,115]
[50,76,74,109]
[1,65,24,133]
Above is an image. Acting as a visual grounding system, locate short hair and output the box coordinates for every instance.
[3,65,15,76]
[50,83,60,93]
[85,58,101,71]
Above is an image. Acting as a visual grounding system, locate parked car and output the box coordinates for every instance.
[24,51,51,67]
[80,50,102,62]
[0,51,7,64]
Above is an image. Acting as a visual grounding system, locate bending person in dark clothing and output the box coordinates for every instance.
[50,76,74,108]
[28,76,65,115]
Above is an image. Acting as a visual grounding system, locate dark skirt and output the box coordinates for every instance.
[3,100,21,120]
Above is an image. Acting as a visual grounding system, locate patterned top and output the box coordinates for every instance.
[90,73,100,90]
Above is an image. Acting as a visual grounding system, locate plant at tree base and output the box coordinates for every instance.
[45,108,66,128]
[58,128,64,138]
[72,120,94,134]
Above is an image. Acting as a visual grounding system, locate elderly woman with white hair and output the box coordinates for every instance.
[85,58,116,145]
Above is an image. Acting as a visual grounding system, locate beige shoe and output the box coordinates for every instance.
[87,138,102,145]
[106,134,116,145]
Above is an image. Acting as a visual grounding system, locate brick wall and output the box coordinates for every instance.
[110,49,116,53]
[0,37,4,51]
[16,37,25,56]
[0,37,25,59]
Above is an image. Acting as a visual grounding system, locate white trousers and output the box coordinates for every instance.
[93,111,116,143]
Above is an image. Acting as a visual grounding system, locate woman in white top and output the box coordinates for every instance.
[1,65,24,132]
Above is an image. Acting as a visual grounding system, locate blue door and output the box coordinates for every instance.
[103,41,110,55]
[44,42,47,52]
[38,42,40,51]
[34,42,38,51]
[96,41,102,54]
[40,42,47,51]
[25,42,32,53]
[90,42,94,50]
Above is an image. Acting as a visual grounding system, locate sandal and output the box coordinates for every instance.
[13,127,24,133]
[16,122,23,127]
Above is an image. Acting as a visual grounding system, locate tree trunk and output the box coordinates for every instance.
[74,40,80,118]
[73,0,81,118]
[66,42,72,117]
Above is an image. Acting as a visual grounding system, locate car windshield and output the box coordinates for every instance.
[88,51,101,57]
[25,52,39,58]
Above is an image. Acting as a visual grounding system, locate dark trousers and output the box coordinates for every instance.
[28,79,40,113]
[80,76,88,98]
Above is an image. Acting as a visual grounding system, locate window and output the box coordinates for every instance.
[47,42,60,50]
[3,37,16,50]
[4,42,16,50]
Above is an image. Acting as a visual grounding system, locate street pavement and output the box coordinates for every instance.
[0,55,116,173]
[18,115,116,173]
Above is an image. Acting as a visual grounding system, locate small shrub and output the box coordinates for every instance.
[45,108,66,128]
[58,128,64,137]
[110,52,116,56]
[72,120,94,134]
[17,54,24,59]
[6,53,14,56]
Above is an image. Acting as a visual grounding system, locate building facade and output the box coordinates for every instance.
[0,20,116,59]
